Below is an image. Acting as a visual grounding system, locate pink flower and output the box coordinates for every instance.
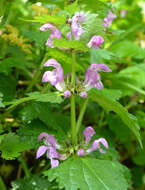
[84,64,111,89]
[77,126,109,157]
[42,59,65,91]
[80,91,87,98]
[67,12,86,40]
[87,138,109,154]
[87,35,104,49]
[38,132,60,149]
[103,10,116,27]
[79,63,111,98]
[64,90,71,98]
[42,59,71,97]
[83,126,96,144]
[40,23,61,48]
[36,132,66,168]
[77,149,85,156]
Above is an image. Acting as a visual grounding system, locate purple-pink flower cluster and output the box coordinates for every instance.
[42,59,71,98]
[80,63,111,98]
[67,12,86,41]
[77,126,109,156]
[40,23,61,48]
[103,10,116,27]
[36,132,66,168]
[42,59,111,98]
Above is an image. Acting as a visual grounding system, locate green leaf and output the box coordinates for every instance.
[81,16,106,42]
[65,0,78,15]
[89,89,142,147]
[26,15,66,26]
[11,175,57,190]
[6,92,63,111]
[0,57,27,75]
[53,38,89,51]
[91,49,116,63]
[0,74,16,101]
[45,157,130,190]
[79,0,110,18]
[110,41,145,59]
[0,133,31,160]
[27,91,63,103]
[19,102,70,142]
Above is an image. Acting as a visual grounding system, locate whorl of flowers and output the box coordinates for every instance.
[77,126,109,156]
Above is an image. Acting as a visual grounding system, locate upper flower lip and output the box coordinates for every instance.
[83,63,112,92]
[40,23,61,48]
[42,59,65,91]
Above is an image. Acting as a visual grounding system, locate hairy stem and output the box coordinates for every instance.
[76,98,88,133]
[71,51,77,146]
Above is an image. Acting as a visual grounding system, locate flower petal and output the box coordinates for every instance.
[83,126,96,144]
[36,145,48,159]
[87,35,104,49]
[40,23,54,31]
[77,149,85,156]
[80,91,88,98]
[64,90,71,98]
[38,132,50,141]
[87,138,108,154]
[51,159,59,168]
[89,64,112,72]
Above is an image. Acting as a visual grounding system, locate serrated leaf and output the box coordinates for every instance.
[82,16,106,42]
[0,133,31,160]
[89,90,142,147]
[45,157,130,190]
[53,38,89,51]
[6,92,63,111]
[27,91,63,103]
[91,49,116,63]
[11,175,56,190]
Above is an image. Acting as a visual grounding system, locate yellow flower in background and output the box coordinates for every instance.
[1,24,32,54]
[135,31,145,48]
[31,4,49,16]
[31,3,60,16]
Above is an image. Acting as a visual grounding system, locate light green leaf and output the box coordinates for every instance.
[23,15,66,26]
[11,175,56,190]
[27,91,63,103]
[89,90,142,147]
[6,92,63,111]
[45,157,130,190]
[65,0,78,15]
[0,133,31,160]
[110,41,145,59]
[53,38,89,51]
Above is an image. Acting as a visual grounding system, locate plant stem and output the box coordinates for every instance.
[0,176,7,190]
[26,50,46,93]
[71,51,77,146]
[76,98,88,133]
[18,153,30,178]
